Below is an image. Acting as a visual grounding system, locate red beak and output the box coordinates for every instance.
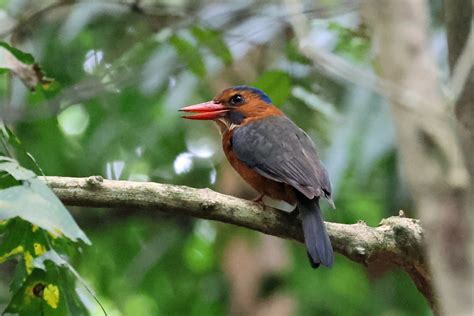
[179,101,229,120]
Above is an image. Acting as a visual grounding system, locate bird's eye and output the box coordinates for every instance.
[229,94,244,106]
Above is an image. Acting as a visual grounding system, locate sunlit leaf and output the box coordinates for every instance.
[33,250,67,270]
[0,219,55,298]
[4,263,88,316]
[0,157,89,244]
[0,219,48,267]
[0,157,36,180]
[0,216,99,315]
[0,179,90,244]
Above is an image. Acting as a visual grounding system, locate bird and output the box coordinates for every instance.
[180,86,335,268]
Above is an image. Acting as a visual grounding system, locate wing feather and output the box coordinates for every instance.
[232,115,331,200]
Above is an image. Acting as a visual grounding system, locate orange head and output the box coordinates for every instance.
[180,86,283,129]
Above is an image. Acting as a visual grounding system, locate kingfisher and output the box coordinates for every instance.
[180,86,335,268]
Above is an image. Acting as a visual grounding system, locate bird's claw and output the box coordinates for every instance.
[252,193,266,209]
[252,193,264,203]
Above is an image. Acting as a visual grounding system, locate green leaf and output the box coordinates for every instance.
[10,256,29,293]
[251,70,292,106]
[0,41,35,64]
[0,41,53,90]
[0,157,89,244]
[0,219,49,292]
[35,250,107,315]
[0,219,95,316]
[0,179,90,244]
[169,34,206,77]
[327,22,370,63]
[191,26,232,65]
[4,263,88,316]
[33,250,67,270]
[0,125,45,176]
[285,40,312,65]
[0,158,36,180]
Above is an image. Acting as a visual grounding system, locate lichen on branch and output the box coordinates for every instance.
[40,175,433,308]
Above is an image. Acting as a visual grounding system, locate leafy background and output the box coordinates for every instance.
[0,0,449,315]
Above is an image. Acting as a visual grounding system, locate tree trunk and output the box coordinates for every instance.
[365,0,473,314]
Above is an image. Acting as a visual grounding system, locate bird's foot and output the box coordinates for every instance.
[252,193,266,209]
[252,193,265,203]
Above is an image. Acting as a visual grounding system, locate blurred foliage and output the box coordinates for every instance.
[0,130,91,314]
[0,0,446,315]
[327,22,370,62]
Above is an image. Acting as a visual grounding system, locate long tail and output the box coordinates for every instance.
[297,197,333,268]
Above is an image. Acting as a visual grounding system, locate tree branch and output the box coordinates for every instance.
[41,175,433,308]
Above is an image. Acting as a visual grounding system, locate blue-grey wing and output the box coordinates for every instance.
[232,115,332,200]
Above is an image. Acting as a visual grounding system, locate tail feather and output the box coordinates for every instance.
[298,197,333,268]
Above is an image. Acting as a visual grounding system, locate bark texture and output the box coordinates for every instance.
[445,0,474,263]
[365,0,473,315]
[41,176,433,307]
